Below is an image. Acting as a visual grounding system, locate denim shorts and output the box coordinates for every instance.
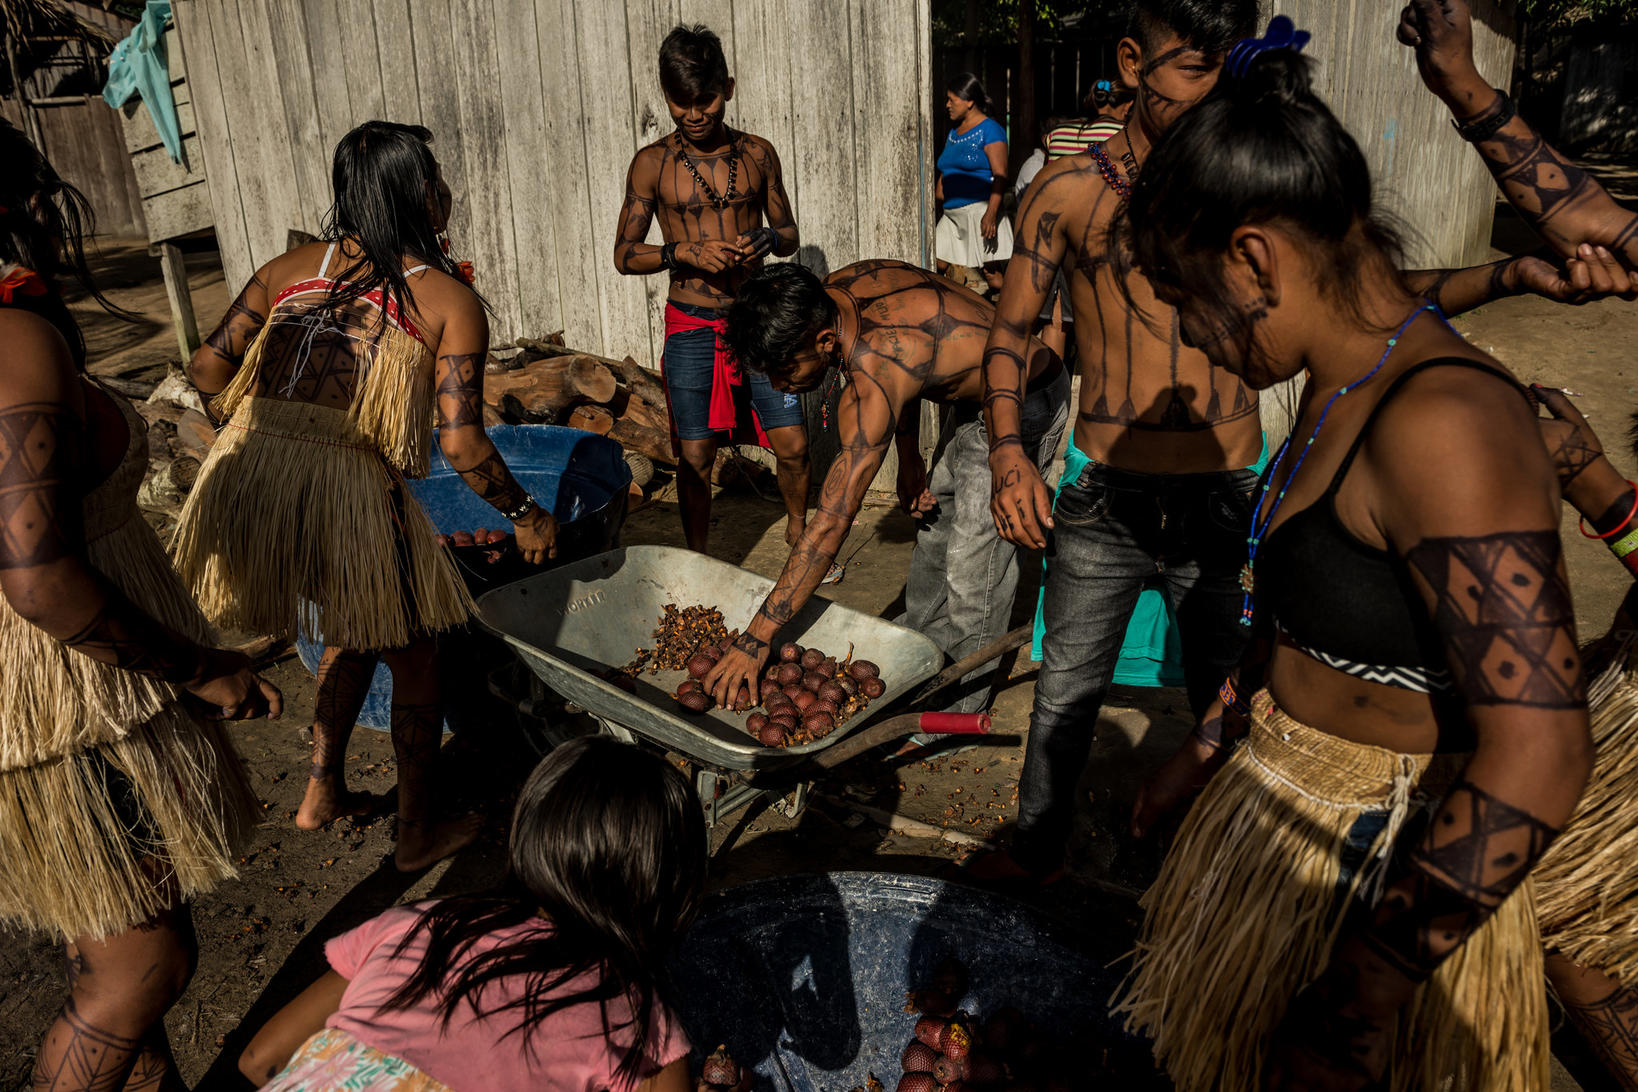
[663,300,805,440]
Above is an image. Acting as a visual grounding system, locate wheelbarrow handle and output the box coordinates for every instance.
[909,622,1034,706]
[919,711,992,735]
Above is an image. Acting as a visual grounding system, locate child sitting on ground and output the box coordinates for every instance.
[240,737,707,1091]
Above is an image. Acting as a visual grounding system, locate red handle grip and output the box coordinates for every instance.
[917,712,992,735]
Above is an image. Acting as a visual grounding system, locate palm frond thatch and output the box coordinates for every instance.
[0,0,119,53]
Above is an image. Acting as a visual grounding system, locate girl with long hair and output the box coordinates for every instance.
[239,737,706,1092]
[1111,34,1591,1091]
[174,121,557,871]
[0,118,282,1092]
[934,72,1011,295]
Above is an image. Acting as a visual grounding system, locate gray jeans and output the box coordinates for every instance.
[898,367,1070,714]
[1012,461,1257,872]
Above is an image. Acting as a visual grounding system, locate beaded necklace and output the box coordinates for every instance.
[677,129,741,210]
[1088,143,1131,200]
[1237,303,1440,627]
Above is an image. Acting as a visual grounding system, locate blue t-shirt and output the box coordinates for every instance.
[937,117,1007,210]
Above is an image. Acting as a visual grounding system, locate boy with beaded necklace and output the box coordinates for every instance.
[614,24,807,554]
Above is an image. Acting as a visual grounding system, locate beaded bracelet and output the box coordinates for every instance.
[1218,677,1251,718]
[503,494,538,522]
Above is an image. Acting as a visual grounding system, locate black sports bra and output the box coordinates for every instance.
[1256,357,1530,693]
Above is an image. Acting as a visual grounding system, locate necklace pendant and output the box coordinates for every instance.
[1239,562,1255,595]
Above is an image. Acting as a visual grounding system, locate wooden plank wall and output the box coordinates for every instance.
[0,96,146,235]
[120,26,214,242]
[1271,0,1517,268]
[173,0,935,368]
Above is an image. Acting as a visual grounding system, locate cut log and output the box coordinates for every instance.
[483,356,618,423]
[103,375,160,401]
[174,409,216,462]
[146,367,205,415]
[566,404,614,436]
[608,417,674,466]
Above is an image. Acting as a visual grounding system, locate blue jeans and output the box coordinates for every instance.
[1012,462,1257,871]
[898,366,1070,714]
[663,300,805,439]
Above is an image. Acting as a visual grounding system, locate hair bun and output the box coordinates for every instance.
[1225,16,1314,104]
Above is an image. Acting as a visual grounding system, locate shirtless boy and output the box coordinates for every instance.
[614,24,806,552]
[701,260,1067,715]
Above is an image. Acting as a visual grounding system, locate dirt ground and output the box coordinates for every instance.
[3,211,1637,1090]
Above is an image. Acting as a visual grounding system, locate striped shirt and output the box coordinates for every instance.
[1045,121,1123,159]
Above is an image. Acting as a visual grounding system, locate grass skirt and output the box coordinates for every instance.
[1536,628,1638,983]
[1115,690,1548,1092]
[173,397,474,651]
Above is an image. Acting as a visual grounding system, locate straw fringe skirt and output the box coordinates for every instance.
[1115,691,1548,1092]
[0,463,257,939]
[1536,628,1638,983]
[173,397,474,651]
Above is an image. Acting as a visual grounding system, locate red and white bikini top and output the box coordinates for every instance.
[269,242,432,346]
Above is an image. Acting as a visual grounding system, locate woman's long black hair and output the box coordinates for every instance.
[946,72,992,117]
[320,121,480,321]
[0,120,133,368]
[1115,48,1409,351]
[381,737,707,1084]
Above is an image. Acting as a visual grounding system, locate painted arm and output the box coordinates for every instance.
[1532,384,1636,576]
[613,149,667,276]
[734,139,799,261]
[1406,247,1638,315]
[0,312,280,719]
[979,140,1008,244]
[1266,377,1592,1090]
[1399,0,1638,273]
[984,176,1068,549]
[189,264,272,422]
[432,292,558,565]
[894,398,935,518]
[240,971,348,1084]
[702,368,906,706]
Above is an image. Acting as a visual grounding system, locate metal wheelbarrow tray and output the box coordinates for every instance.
[477,545,947,779]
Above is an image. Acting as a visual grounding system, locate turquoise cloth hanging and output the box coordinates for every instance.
[103,1,182,164]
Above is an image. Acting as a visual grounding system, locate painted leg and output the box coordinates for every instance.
[677,437,719,553]
[296,646,381,830]
[764,424,811,547]
[384,638,479,872]
[32,906,195,1092]
[1548,953,1638,1091]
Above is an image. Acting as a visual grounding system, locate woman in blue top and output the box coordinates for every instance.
[934,72,1010,295]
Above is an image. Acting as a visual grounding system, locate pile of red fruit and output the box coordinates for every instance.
[896,960,1075,1092]
[698,1044,751,1092]
[433,528,511,565]
[677,639,883,748]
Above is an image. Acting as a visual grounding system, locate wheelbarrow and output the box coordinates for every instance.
[669,872,1157,1090]
[294,424,632,730]
[477,545,1032,831]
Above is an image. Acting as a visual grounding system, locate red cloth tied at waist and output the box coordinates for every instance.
[661,302,770,453]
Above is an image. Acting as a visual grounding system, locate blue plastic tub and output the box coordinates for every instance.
[295,425,632,730]
[670,872,1146,1090]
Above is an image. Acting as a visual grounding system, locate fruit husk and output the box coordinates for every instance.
[914,1016,947,1051]
[939,1021,973,1059]
[902,1040,938,1073]
[701,1043,741,1086]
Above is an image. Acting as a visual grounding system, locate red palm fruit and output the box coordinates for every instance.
[836,673,859,696]
[820,656,838,676]
[902,1041,938,1073]
[678,691,711,713]
[757,723,787,746]
[771,717,799,735]
[783,685,805,701]
[908,986,957,1017]
[731,687,753,712]
[780,642,803,662]
[803,711,835,734]
[435,533,451,547]
[777,663,804,686]
[932,1054,968,1083]
[982,1007,1025,1052]
[809,698,839,718]
[914,1016,947,1051]
[896,1075,938,1092]
[764,665,782,682]
[801,648,826,669]
[930,958,969,996]
[861,676,887,698]
[848,659,880,680]
[677,679,701,696]
[452,530,475,546]
[700,1044,741,1087]
[939,1021,973,1060]
[687,654,715,679]
[802,670,828,692]
[793,690,817,711]
[818,682,849,705]
[746,712,769,733]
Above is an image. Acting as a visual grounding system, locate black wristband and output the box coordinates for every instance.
[1452,90,1515,143]
[660,242,678,271]
[503,495,538,522]
[1593,487,1638,537]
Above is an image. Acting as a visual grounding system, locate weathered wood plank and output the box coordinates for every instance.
[405,0,470,247]
[446,0,522,341]
[300,0,358,155]
[850,0,923,265]
[172,0,252,284]
[262,0,332,233]
[372,0,420,123]
[129,133,207,198]
[786,1,857,273]
[488,0,563,340]
[141,179,215,240]
[339,0,387,122]
[234,0,315,262]
[535,0,604,357]
[121,98,198,157]
[730,0,798,216]
[623,0,679,368]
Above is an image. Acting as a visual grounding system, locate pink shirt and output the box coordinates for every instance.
[324,903,690,1092]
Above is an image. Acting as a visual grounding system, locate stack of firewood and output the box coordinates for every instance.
[484,334,673,468]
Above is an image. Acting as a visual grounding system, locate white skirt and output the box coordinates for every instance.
[935,200,1014,267]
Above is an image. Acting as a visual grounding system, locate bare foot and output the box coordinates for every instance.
[295,778,377,830]
[394,814,483,872]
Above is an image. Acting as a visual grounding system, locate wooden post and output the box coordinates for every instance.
[151,242,200,361]
[1016,0,1036,173]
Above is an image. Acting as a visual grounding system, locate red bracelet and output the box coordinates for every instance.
[1579,482,1638,540]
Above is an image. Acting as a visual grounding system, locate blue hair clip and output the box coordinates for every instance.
[1226,15,1311,81]
[1095,79,1112,92]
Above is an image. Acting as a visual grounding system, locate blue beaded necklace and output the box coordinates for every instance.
[1238,303,1443,627]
